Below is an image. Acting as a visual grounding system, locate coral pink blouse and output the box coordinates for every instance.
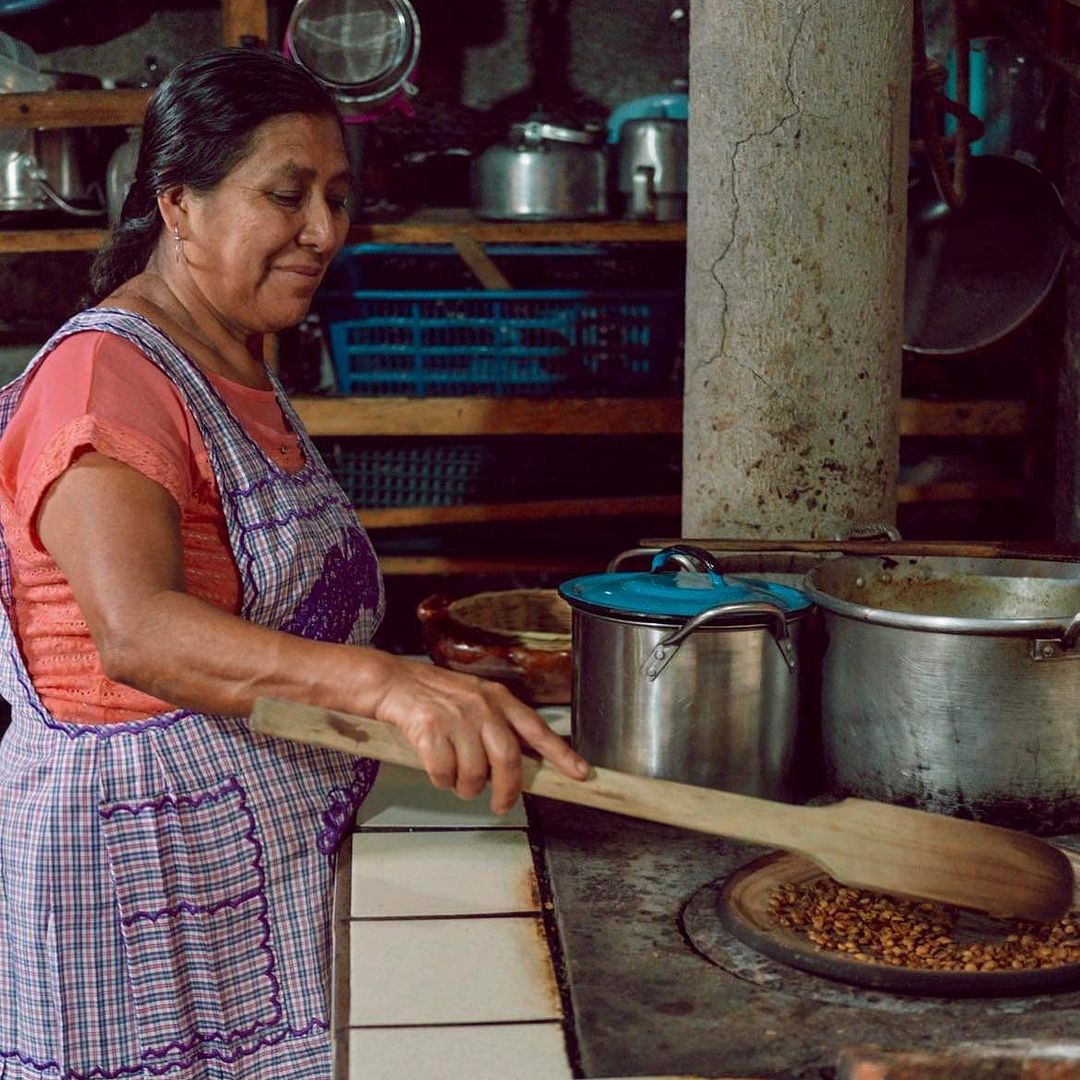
[0,329,305,724]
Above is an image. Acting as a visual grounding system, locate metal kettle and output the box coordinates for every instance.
[617,116,688,222]
[471,120,608,221]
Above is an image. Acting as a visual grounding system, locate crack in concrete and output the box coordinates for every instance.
[697,1,822,380]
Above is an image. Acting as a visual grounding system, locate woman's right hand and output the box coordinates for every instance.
[360,652,588,815]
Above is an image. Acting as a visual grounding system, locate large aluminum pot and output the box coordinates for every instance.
[559,545,816,800]
[805,555,1080,834]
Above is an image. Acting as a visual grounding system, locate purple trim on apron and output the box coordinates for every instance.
[0,308,384,1078]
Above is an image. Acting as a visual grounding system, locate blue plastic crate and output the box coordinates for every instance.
[319,434,681,509]
[319,288,682,397]
[324,439,498,508]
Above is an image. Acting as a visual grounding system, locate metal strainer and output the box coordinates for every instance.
[285,0,419,110]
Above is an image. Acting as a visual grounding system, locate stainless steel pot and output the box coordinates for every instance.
[471,120,608,221]
[559,545,815,800]
[616,116,687,221]
[805,555,1080,833]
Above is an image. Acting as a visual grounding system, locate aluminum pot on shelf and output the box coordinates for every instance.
[804,554,1080,834]
[471,119,608,221]
[558,544,817,801]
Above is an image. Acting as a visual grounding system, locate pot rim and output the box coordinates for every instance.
[803,579,1077,636]
[563,595,813,629]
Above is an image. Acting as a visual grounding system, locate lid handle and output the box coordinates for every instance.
[514,120,597,146]
[650,544,726,587]
[643,600,796,681]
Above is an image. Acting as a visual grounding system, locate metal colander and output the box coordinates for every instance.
[286,0,419,107]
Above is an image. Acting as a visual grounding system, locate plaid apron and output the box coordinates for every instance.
[0,309,383,1079]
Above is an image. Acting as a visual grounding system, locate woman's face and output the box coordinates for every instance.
[178,112,352,335]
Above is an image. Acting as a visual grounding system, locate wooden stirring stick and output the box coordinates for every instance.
[249,697,1074,923]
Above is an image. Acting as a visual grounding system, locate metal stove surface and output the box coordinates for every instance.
[530,798,1080,1080]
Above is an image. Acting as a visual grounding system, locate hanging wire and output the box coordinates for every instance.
[911,0,984,209]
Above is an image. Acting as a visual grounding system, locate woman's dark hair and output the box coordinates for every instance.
[89,48,341,302]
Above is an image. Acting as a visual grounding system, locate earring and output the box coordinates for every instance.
[173,225,183,264]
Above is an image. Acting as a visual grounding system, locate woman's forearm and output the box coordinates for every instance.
[100,586,391,719]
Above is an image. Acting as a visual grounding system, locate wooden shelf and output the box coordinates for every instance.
[346,209,687,244]
[899,399,1027,438]
[292,395,682,436]
[0,214,685,255]
[293,395,1025,440]
[0,89,149,130]
[896,480,1025,504]
[0,230,105,254]
[357,494,680,529]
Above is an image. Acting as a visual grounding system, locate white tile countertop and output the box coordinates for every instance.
[338,706,577,1080]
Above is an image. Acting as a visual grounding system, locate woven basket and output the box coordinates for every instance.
[447,589,572,650]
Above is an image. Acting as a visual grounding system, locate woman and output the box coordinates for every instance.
[0,48,587,1079]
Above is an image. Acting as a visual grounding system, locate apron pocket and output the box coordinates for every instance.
[98,776,281,1061]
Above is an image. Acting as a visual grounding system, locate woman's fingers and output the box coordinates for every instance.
[480,721,524,815]
[501,697,589,780]
[413,727,456,791]
[452,724,491,801]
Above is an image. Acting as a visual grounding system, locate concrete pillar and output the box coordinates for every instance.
[683,1,911,539]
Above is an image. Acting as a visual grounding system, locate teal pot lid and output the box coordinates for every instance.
[559,545,813,624]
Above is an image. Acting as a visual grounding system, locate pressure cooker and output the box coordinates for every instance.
[471,120,608,221]
[607,91,688,221]
[614,118,687,221]
[558,545,817,800]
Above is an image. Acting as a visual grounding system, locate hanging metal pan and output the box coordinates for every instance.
[285,0,420,110]
[903,153,1069,355]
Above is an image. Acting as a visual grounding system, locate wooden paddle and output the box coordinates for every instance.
[249,697,1075,923]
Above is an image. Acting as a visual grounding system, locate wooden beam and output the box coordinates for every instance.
[896,480,1024,504]
[450,233,514,290]
[357,494,680,528]
[0,229,106,254]
[899,399,1027,438]
[290,396,1030,440]
[221,0,270,46]
[292,396,683,436]
[347,210,687,245]
[640,537,1080,559]
[0,90,149,129]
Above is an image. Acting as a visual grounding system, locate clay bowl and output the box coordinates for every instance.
[417,589,572,705]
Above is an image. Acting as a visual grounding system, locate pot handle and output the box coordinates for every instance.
[643,600,796,681]
[650,544,727,586]
[630,164,657,220]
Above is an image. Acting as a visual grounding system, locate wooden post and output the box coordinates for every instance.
[683,1,912,538]
[221,0,269,47]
